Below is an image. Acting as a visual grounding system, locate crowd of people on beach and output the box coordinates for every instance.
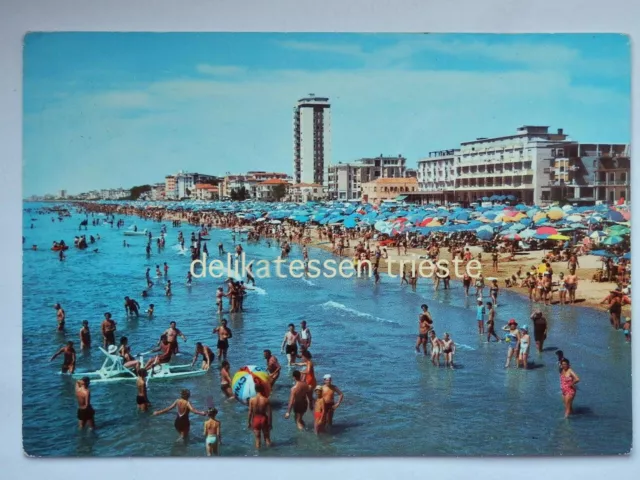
[30,198,631,454]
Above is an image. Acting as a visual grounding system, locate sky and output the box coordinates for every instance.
[22,33,630,196]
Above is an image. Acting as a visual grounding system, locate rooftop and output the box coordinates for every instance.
[259,178,290,185]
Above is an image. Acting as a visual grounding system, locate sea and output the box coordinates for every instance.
[22,203,632,457]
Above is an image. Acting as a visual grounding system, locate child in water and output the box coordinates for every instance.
[313,386,326,434]
[623,317,631,343]
[203,408,221,456]
[147,304,154,318]
[476,300,486,335]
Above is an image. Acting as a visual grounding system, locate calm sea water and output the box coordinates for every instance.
[22,204,632,457]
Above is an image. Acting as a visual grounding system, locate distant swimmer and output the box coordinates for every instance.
[186,271,192,286]
[76,377,95,430]
[155,265,162,277]
[147,304,154,318]
[101,312,117,348]
[124,296,140,317]
[50,341,76,373]
[79,320,91,348]
[55,303,66,331]
[284,370,310,430]
[218,242,224,255]
[165,280,172,297]
[164,262,169,277]
[248,383,272,449]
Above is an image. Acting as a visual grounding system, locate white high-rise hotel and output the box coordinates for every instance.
[293,95,331,185]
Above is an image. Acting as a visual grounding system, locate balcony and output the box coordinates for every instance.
[593,180,630,186]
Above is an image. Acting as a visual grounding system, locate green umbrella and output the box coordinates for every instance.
[601,235,624,246]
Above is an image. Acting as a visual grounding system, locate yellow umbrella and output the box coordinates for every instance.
[502,215,517,223]
[547,209,565,221]
[514,212,527,221]
[426,220,442,227]
[533,212,546,223]
[547,234,570,241]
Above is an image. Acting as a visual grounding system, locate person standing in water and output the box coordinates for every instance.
[281,323,300,366]
[416,308,432,355]
[299,320,312,349]
[486,302,500,342]
[220,360,234,399]
[153,389,207,440]
[559,358,580,418]
[264,349,281,386]
[321,374,344,428]
[284,370,310,430]
[79,320,91,349]
[313,386,326,434]
[502,319,521,368]
[531,310,548,353]
[442,332,456,369]
[76,377,95,430]
[203,408,221,456]
[213,319,232,360]
[136,369,151,412]
[476,299,486,335]
[191,342,215,371]
[101,313,117,349]
[248,383,272,448]
[518,325,531,369]
[50,341,76,373]
[55,303,66,331]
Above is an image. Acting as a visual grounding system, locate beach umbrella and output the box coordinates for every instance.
[508,223,526,232]
[533,212,547,223]
[502,233,522,241]
[232,365,272,405]
[506,195,517,201]
[476,227,494,241]
[536,226,558,235]
[519,218,532,226]
[590,250,617,258]
[607,210,625,222]
[343,217,357,229]
[426,219,442,227]
[547,234,571,241]
[623,252,631,260]
[546,208,565,221]
[601,235,624,246]
[608,225,630,235]
[534,233,550,240]
[566,214,583,223]
[520,229,536,239]
[590,231,606,239]
[515,204,528,211]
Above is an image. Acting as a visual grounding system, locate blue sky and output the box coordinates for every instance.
[23,33,630,196]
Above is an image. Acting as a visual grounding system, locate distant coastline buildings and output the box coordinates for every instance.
[293,95,331,186]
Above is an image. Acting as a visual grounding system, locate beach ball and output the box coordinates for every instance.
[231,365,271,404]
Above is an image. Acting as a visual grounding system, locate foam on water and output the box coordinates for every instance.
[320,300,398,325]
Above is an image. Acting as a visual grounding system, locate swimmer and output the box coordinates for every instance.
[248,383,272,448]
[79,320,91,348]
[76,377,95,430]
[486,302,500,342]
[476,300,485,335]
[213,319,232,360]
[281,323,300,366]
[220,360,234,399]
[186,271,192,286]
[559,358,580,418]
[191,342,215,371]
[203,408,221,456]
[320,374,344,427]
[147,304,154,318]
[313,385,326,434]
[284,370,310,430]
[164,321,187,355]
[442,332,456,369]
[55,303,66,331]
[215,287,225,315]
[101,312,117,348]
[429,330,443,366]
[153,389,207,440]
[165,280,172,297]
[50,341,76,373]
[264,349,281,385]
[136,369,151,412]
[518,325,531,369]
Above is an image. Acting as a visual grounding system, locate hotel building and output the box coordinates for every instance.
[416,149,459,204]
[548,143,630,204]
[454,126,571,204]
[361,177,419,205]
[293,95,331,186]
[327,155,407,201]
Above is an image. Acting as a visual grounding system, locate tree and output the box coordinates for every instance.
[230,186,249,201]
[129,185,152,200]
[272,184,287,202]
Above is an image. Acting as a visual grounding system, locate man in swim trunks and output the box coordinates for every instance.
[164,321,187,354]
[101,312,117,348]
[55,303,66,331]
[564,272,578,304]
[284,370,310,430]
[264,349,281,385]
[144,334,173,370]
[281,323,300,366]
[191,342,215,370]
[248,383,272,448]
[50,341,76,373]
[76,376,95,430]
[299,320,312,349]
[213,319,232,360]
[124,296,140,317]
[136,369,151,412]
[321,374,344,428]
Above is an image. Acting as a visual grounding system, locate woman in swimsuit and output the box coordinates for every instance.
[518,325,531,369]
[220,361,234,399]
[558,272,567,305]
[153,389,207,439]
[462,272,471,297]
[441,332,456,369]
[559,358,580,418]
[118,337,141,371]
[294,349,316,409]
[502,319,521,368]
[489,280,499,306]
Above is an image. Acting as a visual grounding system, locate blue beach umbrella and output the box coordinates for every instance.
[601,235,624,246]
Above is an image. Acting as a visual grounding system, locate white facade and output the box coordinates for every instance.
[293,96,331,186]
[327,156,407,200]
[455,126,571,204]
[176,172,195,199]
[417,150,458,202]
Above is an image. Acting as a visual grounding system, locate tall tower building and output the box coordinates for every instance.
[293,95,331,185]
